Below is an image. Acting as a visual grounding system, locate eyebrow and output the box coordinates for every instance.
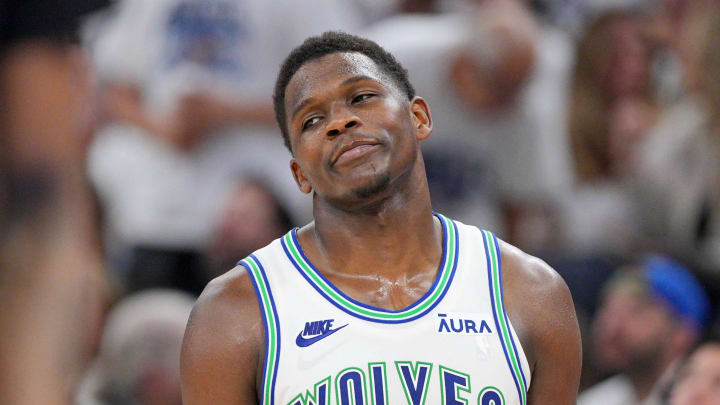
[291,97,316,121]
[340,74,377,87]
[290,75,379,121]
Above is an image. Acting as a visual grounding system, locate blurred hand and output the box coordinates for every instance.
[102,85,274,151]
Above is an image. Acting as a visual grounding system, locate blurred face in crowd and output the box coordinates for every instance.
[670,343,720,405]
[210,181,288,267]
[591,276,678,373]
[603,16,650,100]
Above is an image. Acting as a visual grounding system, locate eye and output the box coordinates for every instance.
[302,116,321,131]
[352,93,375,103]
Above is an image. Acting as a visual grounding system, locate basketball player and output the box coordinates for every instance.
[181,32,581,405]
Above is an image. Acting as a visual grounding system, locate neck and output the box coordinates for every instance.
[302,157,441,282]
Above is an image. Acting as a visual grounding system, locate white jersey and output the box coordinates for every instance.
[238,214,531,405]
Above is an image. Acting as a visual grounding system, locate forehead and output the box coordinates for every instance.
[285,52,389,112]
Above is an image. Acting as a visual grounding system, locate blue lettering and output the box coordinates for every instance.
[439,318,451,333]
[479,387,504,405]
[303,320,336,336]
[479,320,492,334]
[450,319,464,333]
[440,367,470,405]
[396,362,432,405]
[369,363,387,405]
[337,369,365,405]
[465,320,478,334]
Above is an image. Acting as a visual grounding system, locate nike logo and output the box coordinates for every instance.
[296,322,348,347]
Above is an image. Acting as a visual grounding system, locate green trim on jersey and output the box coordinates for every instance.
[483,230,528,405]
[241,256,280,405]
[282,213,458,322]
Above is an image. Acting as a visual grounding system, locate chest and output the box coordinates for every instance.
[241,218,531,405]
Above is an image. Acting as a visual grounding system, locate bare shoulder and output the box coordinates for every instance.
[180,266,264,405]
[497,239,577,365]
[499,239,565,288]
[497,239,582,404]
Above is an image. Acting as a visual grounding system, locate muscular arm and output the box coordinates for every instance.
[500,241,582,405]
[180,267,264,405]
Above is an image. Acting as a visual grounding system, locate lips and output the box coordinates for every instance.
[330,139,381,166]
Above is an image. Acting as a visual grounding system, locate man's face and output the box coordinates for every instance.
[671,344,720,405]
[591,281,678,373]
[284,52,426,207]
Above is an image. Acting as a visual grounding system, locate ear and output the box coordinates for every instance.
[410,96,432,141]
[290,159,312,194]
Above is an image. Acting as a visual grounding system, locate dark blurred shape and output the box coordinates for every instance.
[0,1,109,405]
[127,247,209,297]
[398,0,437,14]
[0,0,108,47]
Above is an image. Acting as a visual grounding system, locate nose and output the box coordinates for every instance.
[325,104,360,137]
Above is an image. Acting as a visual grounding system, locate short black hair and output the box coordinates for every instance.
[273,31,416,152]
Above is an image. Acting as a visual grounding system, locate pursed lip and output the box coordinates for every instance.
[330,138,381,166]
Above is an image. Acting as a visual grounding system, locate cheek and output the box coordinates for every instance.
[368,96,408,126]
[371,106,415,149]
[295,133,329,164]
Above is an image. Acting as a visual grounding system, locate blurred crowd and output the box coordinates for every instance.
[2,0,720,404]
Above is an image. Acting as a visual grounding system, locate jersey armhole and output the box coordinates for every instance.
[239,255,281,405]
[481,230,531,405]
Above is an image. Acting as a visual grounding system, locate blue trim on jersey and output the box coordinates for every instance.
[493,233,529,393]
[280,215,460,324]
[482,231,524,405]
[239,255,281,405]
[290,213,448,313]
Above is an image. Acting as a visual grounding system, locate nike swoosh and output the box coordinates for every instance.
[296,324,348,347]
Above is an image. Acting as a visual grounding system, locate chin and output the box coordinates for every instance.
[352,172,391,199]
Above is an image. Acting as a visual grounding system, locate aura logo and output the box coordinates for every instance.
[296,319,348,347]
[436,313,493,335]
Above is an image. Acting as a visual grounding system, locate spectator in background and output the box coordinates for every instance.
[85,0,364,295]
[634,2,720,274]
[0,1,109,404]
[668,336,720,405]
[558,8,657,256]
[76,290,195,405]
[363,0,575,243]
[205,179,294,276]
[579,255,710,405]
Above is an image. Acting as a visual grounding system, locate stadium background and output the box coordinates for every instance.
[1,0,719,404]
